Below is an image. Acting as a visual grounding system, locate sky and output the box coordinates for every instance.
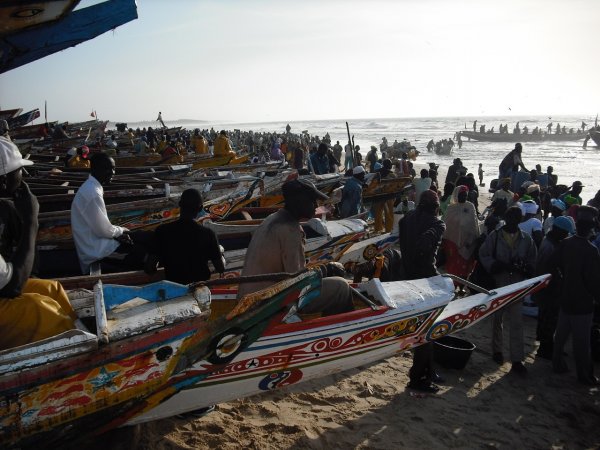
[0,0,598,124]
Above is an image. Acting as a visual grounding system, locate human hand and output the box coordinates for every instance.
[116,232,133,246]
[13,182,39,226]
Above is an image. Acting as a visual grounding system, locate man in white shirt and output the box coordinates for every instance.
[71,153,144,274]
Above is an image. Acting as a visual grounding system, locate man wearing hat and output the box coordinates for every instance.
[542,198,567,235]
[0,135,76,350]
[479,206,537,375]
[398,190,447,392]
[551,206,600,385]
[534,216,574,359]
[559,181,583,206]
[236,178,353,316]
[340,165,365,218]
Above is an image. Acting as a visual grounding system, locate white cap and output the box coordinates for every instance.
[0,136,33,176]
[353,165,365,175]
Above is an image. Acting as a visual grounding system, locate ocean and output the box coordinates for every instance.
[125,115,600,203]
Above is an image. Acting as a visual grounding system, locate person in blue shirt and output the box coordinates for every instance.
[310,143,330,175]
[339,165,365,218]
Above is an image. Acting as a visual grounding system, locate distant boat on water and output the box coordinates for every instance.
[459,130,587,143]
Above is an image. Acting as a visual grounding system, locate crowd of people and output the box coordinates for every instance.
[1,114,599,395]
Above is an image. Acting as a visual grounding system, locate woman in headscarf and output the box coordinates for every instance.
[442,185,481,282]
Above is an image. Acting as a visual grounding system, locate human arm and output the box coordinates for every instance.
[478,231,509,274]
[208,230,225,276]
[82,194,127,239]
[0,183,38,297]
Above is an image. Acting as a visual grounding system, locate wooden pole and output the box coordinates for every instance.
[346,121,355,168]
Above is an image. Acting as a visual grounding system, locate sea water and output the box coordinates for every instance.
[129,115,600,203]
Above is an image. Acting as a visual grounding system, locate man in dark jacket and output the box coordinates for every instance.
[551,206,600,385]
[399,189,446,392]
[534,217,573,359]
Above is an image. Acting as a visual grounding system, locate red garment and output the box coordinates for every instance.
[442,239,476,281]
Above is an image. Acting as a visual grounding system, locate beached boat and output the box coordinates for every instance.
[128,272,550,423]
[211,218,370,278]
[459,130,587,143]
[36,179,263,243]
[0,272,310,449]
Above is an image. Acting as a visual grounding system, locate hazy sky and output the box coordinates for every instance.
[0,0,598,123]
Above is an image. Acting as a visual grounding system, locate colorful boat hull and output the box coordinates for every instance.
[130,274,549,423]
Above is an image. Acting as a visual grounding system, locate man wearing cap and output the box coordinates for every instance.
[551,206,600,385]
[479,206,537,374]
[0,135,76,350]
[559,181,583,206]
[340,166,365,218]
[498,143,528,180]
[543,198,567,235]
[518,200,543,247]
[236,179,353,316]
[398,189,446,393]
[534,216,574,359]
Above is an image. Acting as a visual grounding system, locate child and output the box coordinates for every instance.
[478,163,484,186]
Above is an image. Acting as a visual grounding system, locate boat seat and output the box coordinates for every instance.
[95,281,211,342]
[0,329,98,376]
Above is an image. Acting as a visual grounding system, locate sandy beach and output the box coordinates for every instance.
[136,189,600,450]
[138,316,600,449]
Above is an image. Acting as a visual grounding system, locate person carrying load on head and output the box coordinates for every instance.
[0,136,76,351]
[236,179,353,317]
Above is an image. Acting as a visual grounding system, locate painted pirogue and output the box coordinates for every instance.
[0,270,549,448]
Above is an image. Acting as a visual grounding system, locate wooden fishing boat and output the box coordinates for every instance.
[128,272,550,423]
[363,175,412,202]
[0,108,22,121]
[212,218,369,278]
[0,272,310,449]
[36,178,263,244]
[459,130,587,142]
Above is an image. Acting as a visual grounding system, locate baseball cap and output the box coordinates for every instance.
[0,136,33,176]
[572,180,584,188]
[282,179,328,201]
[553,216,575,235]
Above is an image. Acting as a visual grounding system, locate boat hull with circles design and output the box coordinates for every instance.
[0,272,315,449]
[130,272,549,423]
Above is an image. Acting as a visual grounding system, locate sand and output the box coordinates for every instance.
[136,189,600,450]
[138,316,600,449]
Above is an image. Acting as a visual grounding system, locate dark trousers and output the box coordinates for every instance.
[409,343,434,383]
[98,231,152,274]
[553,310,594,381]
[537,294,559,351]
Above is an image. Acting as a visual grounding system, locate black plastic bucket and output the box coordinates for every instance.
[433,336,476,370]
